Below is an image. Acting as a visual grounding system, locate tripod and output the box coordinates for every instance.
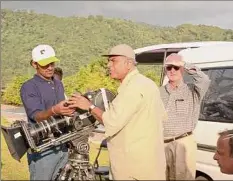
[55,136,95,181]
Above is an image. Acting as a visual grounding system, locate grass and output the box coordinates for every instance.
[1,117,109,180]
[1,117,30,180]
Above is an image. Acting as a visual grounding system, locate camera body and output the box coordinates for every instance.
[1,88,115,161]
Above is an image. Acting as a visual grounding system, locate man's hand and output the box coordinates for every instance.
[34,100,75,122]
[67,93,104,124]
[53,100,75,116]
[67,93,92,111]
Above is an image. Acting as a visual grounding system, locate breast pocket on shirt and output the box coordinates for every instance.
[175,99,187,116]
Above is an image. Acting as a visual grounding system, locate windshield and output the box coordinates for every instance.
[184,67,233,123]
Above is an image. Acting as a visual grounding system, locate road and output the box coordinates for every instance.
[1,104,27,122]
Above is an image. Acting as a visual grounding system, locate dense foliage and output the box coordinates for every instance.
[2,9,233,87]
[63,58,119,96]
[2,75,30,105]
[2,58,161,105]
[1,9,233,105]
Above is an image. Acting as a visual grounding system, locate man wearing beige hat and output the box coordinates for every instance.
[159,53,211,180]
[20,45,75,180]
[68,44,167,180]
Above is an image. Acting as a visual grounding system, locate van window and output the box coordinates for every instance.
[199,68,233,123]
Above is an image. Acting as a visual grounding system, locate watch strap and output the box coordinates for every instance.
[88,104,96,112]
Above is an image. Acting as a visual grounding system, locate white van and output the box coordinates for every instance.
[135,41,233,180]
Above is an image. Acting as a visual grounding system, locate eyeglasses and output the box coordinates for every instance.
[166,65,180,71]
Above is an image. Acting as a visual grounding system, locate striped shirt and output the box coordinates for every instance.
[159,63,211,138]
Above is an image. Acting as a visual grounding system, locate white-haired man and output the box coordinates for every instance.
[159,53,211,180]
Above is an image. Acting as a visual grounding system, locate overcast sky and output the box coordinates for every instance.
[2,1,233,29]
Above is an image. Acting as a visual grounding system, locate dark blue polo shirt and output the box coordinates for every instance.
[20,74,65,123]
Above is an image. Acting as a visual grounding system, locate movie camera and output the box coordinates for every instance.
[1,88,115,180]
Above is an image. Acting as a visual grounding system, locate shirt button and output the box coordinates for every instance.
[52,87,54,89]
[48,82,51,84]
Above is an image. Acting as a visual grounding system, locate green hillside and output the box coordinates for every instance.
[1,9,233,87]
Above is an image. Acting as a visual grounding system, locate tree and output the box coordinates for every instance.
[63,58,119,96]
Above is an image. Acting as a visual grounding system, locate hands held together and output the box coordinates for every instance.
[67,92,92,111]
[52,92,92,117]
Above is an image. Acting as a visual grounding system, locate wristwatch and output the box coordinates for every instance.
[88,104,96,113]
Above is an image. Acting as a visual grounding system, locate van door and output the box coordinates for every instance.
[195,67,233,147]
[192,67,233,180]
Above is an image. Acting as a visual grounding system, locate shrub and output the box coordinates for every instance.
[63,58,119,96]
[2,58,161,105]
[142,69,161,86]
[2,75,31,105]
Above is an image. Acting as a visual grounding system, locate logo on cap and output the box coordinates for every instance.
[40,49,45,55]
[32,45,60,66]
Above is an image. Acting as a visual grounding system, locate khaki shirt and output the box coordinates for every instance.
[103,68,167,180]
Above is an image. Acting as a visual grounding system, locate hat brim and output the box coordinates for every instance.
[102,54,123,57]
[164,61,182,67]
[37,56,60,66]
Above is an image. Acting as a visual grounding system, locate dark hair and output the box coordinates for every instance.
[30,60,33,66]
[219,129,233,157]
[54,67,63,77]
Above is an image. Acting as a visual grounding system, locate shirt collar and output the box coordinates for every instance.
[165,80,185,94]
[34,74,55,83]
[117,68,139,93]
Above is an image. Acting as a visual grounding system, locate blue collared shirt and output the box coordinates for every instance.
[20,74,65,123]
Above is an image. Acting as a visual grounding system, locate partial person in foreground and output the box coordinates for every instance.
[159,53,211,180]
[67,44,167,180]
[20,44,74,180]
[214,129,233,175]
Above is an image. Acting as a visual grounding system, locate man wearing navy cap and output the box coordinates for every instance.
[20,45,75,180]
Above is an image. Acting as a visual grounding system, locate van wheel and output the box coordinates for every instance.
[196,175,211,181]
